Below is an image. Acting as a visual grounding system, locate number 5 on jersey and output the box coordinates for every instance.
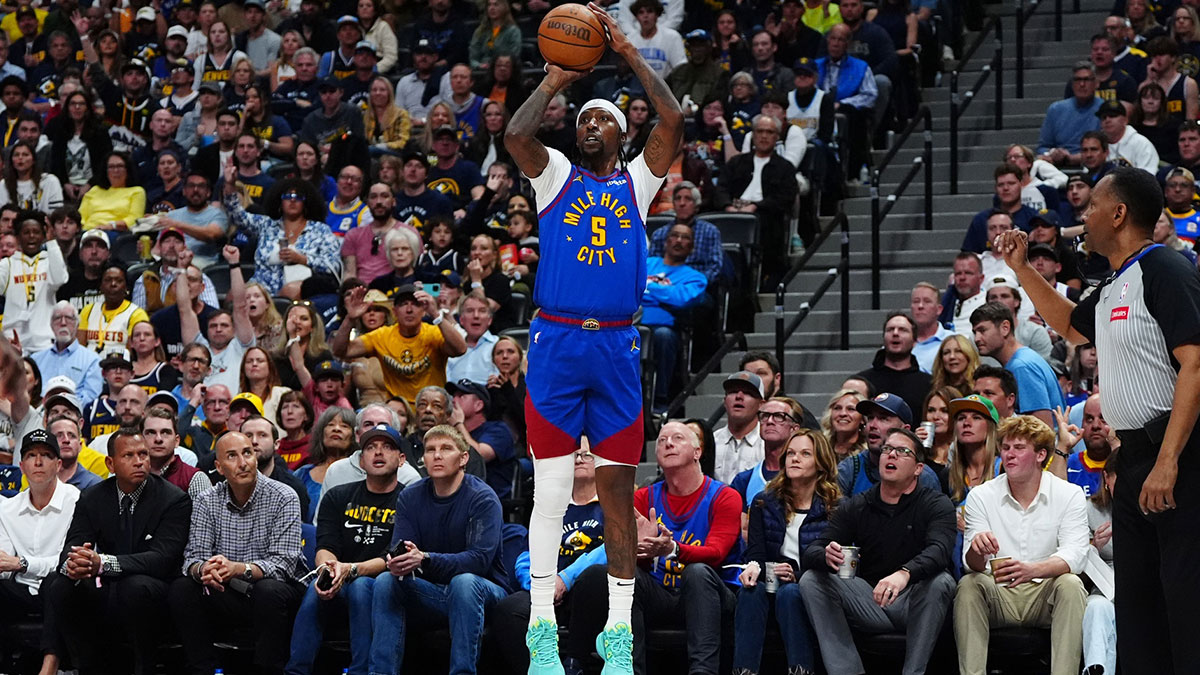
[591,216,606,247]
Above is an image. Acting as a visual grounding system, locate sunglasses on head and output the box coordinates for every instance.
[282,191,305,202]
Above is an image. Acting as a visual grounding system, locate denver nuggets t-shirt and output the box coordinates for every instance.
[316,480,403,562]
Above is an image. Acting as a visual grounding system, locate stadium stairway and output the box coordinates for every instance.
[671,0,1113,433]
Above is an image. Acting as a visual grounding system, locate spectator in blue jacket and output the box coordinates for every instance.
[733,427,840,675]
[368,424,507,675]
[648,181,724,284]
[643,221,710,413]
[1037,61,1102,165]
[815,24,877,178]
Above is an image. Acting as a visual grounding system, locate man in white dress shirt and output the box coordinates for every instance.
[955,415,1090,675]
[0,430,80,674]
[712,371,765,484]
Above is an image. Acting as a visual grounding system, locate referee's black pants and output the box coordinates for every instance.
[167,575,304,675]
[41,571,172,675]
[1113,425,1200,675]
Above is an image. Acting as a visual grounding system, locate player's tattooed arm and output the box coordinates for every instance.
[588,2,683,177]
[506,69,587,178]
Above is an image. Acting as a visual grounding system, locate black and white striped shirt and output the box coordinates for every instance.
[1070,245,1200,430]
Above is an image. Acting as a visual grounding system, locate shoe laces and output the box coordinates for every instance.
[601,623,634,669]
[527,619,560,666]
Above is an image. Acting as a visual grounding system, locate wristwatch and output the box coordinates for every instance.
[241,563,255,581]
[348,563,359,581]
[18,556,28,574]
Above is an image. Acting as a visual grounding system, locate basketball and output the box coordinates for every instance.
[538,4,607,71]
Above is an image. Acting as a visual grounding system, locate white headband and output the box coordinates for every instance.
[576,98,628,134]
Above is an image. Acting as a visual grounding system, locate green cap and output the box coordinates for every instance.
[949,394,1001,425]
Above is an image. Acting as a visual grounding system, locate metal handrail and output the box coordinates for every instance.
[774,212,851,375]
[661,331,745,421]
[949,16,1003,194]
[869,106,933,309]
[1015,0,1043,98]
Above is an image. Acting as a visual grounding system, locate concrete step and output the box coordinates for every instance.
[802,247,960,270]
[745,327,885,350]
[697,369,867,398]
[764,288,914,311]
[843,192,998,216]
[786,266,947,291]
[721,348,879,374]
[752,306,922,333]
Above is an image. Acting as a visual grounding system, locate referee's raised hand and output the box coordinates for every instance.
[994,229,1030,271]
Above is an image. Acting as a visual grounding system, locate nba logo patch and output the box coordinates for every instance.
[1119,282,1128,300]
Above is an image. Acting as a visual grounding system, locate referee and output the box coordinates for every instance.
[995,167,1200,675]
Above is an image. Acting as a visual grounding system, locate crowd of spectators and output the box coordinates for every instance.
[0,0,1176,672]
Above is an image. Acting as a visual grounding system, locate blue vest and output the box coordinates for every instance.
[647,477,744,588]
[535,164,647,318]
[814,55,869,103]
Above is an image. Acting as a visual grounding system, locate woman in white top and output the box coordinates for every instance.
[269,29,304,92]
[0,140,63,213]
[194,20,248,90]
[356,0,399,75]
[1083,458,1117,675]
[1004,143,1068,189]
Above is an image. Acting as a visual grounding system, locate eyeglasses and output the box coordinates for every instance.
[281,191,305,201]
[757,410,797,424]
[880,444,918,459]
[574,450,595,462]
[184,356,210,365]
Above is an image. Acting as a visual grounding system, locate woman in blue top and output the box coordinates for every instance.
[943,394,1002,577]
[733,428,841,675]
[223,172,342,298]
[294,406,357,523]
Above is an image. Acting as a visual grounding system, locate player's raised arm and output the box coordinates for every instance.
[588,2,684,177]
[505,67,590,179]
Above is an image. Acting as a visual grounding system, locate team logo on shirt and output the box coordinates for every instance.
[1111,306,1129,321]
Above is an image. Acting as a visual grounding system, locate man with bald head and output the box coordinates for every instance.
[563,421,743,674]
[91,384,149,455]
[169,431,307,674]
[186,384,233,464]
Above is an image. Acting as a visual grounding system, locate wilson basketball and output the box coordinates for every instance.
[538,4,607,71]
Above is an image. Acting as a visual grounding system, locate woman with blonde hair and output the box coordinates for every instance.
[468,0,521,68]
[270,29,305,91]
[221,56,256,112]
[931,334,979,393]
[245,281,285,351]
[1003,143,1068,190]
[363,74,412,156]
[946,394,1002,576]
[239,345,290,424]
[375,154,404,194]
[820,388,867,458]
[273,299,334,390]
[1171,5,1200,56]
[488,334,527,447]
[418,101,456,153]
[734,428,840,675]
[916,385,962,469]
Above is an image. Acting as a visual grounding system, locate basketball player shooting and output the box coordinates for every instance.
[504,4,684,674]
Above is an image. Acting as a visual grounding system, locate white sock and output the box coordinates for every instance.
[528,454,575,626]
[606,573,635,630]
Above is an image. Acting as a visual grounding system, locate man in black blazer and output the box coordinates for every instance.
[191,105,240,185]
[41,427,192,675]
[715,114,800,286]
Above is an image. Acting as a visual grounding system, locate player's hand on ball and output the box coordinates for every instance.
[587,3,631,52]
[543,63,590,89]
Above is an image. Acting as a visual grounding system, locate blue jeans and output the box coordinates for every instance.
[369,572,507,675]
[285,575,377,675]
[1083,593,1116,674]
[650,324,679,410]
[732,580,816,671]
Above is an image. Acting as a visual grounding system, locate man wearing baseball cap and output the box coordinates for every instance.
[984,274,1052,359]
[0,428,79,675]
[298,75,365,149]
[237,0,281,72]
[446,378,515,499]
[318,15,362,80]
[333,284,466,402]
[342,39,378,107]
[713,370,766,483]
[838,392,943,496]
[667,29,727,106]
[393,150,455,232]
[287,422,407,673]
[90,49,161,151]
[56,228,110,312]
[130,224,221,313]
[394,38,442,123]
[308,360,352,418]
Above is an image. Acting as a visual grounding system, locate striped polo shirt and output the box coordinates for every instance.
[1070,245,1200,430]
